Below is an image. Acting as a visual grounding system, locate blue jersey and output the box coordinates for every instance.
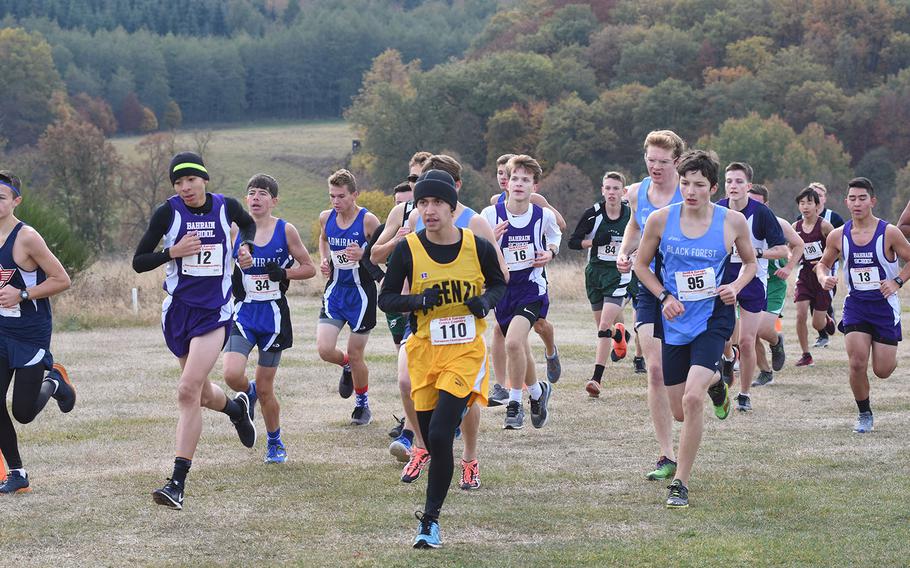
[415,206,476,232]
[233,218,293,304]
[660,203,730,345]
[635,177,682,273]
[0,222,52,346]
[325,208,370,288]
[161,193,233,309]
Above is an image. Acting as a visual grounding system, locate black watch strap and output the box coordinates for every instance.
[657,290,670,305]
[896,276,905,288]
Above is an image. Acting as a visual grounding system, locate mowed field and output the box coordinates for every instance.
[110,120,355,241]
[4,263,910,567]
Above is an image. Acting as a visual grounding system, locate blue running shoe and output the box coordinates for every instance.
[454,425,462,440]
[246,381,257,421]
[389,434,412,463]
[413,512,442,549]
[265,442,288,463]
[0,470,31,494]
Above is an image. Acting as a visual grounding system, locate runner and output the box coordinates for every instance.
[616,130,686,481]
[715,162,788,412]
[816,177,910,433]
[378,169,506,547]
[132,152,257,509]
[481,155,561,429]
[317,169,381,426]
[792,187,836,368]
[634,149,756,508]
[568,171,637,398]
[747,185,804,386]
[222,174,316,464]
[0,170,74,494]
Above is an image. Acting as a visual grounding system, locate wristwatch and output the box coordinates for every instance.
[657,290,670,305]
[756,248,764,258]
[19,288,29,302]
[895,276,905,288]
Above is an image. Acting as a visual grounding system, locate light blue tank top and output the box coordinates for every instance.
[415,206,476,231]
[659,203,729,345]
[635,177,682,272]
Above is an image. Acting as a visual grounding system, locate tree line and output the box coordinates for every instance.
[346,0,910,226]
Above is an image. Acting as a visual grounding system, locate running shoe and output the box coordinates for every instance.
[529,381,551,429]
[246,380,257,421]
[610,323,629,361]
[413,512,442,549]
[47,363,76,413]
[633,356,647,374]
[814,333,829,348]
[152,478,183,510]
[388,415,405,438]
[666,479,689,509]
[460,459,480,490]
[707,379,730,420]
[824,316,836,336]
[350,404,372,426]
[503,401,524,430]
[720,356,735,387]
[646,456,677,481]
[231,392,257,448]
[585,379,601,398]
[853,411,874,433]
[735,393,752,412]
[795,353,814,367]
[401,447,430,483]
[546,346,561,383]
[338,364,354,399]
[488,383,509,407]
[265,442,288,464]
[751,370,774,387]
[389,434,412,463]
[0,470,31,494]
[770,333,786,371]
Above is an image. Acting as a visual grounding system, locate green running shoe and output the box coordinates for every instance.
[707,379,731,420]
[646,456,677,481]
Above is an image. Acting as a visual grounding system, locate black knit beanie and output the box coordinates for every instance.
[169,152,210,184]
[414,169,458,211]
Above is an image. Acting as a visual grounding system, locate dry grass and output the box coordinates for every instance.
[5,272,910,566]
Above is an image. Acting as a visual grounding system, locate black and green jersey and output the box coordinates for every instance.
[569,201,637,300]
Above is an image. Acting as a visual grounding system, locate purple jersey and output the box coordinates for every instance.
[840,219,901,342]
[161,193,233,309]
[494,202,546,290]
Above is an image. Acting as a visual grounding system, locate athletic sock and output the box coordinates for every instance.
[402,429,415,443]
[172,457,191,486]
[599,329,613,339]
[592,364,605,383]
[509,388,523,403]
[341,353,350,367]
[247,381,257,399]
[221,397,244,421]
[856,398,871,414]
[355,391,369,408]
[527,381,543,401]
[267,428,281,444]
[546,347,557,359]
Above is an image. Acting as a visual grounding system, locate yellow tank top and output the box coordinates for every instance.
[406,229,487,342]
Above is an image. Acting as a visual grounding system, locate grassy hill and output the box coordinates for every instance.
[110,120,354,245]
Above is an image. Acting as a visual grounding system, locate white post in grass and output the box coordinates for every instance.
[132,287,139,315]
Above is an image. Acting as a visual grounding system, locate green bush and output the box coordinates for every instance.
[16,198,92,277]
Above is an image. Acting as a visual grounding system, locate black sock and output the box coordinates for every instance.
[592,364,605,383]
[402,429,415,443]
[222,397,243,421]
[856,398,871,414]
[599,328,613,339]
[172,457,191,485]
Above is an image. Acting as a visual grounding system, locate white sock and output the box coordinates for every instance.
[509,388,523,403]
[527,382,543,401]
[12,468,26,477]
[546,346,558,359]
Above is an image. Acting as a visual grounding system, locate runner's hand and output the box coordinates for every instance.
[464,295,490,318]
[170,232,201,258]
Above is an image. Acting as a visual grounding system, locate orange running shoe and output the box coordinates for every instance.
[401,447,430,483]
[610,323,628,361]
[49,363,76,413]
[460,459,480,490]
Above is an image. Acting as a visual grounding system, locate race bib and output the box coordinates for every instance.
[243,273,281,301]
[803,241,823,260]
[0,305,21,318]
[429,315,476,345]
[730,243,742,264]
[674,267,718,301]
[332,248,358,270]
[597,238,621,262]
[850,267,880,291]
[504,242,534,271]
[182,244,223,276]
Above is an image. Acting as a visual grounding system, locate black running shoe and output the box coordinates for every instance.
[633,356,646,374]
[720,357,735,387]
[666,479,688,508]
[231,392,257,448]
[48,363,76,413]
[152,478,184,510]
[338,365,354,399]
[388,415,405,439]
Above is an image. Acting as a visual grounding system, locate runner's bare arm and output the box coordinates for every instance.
[284,222,316,280]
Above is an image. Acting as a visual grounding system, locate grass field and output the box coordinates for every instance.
[4,261,910,567]
[110,120,355,244]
